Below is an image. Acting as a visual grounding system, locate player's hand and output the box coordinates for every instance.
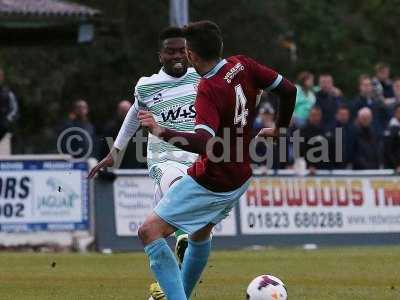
[87,153,114,179]
[138,110,164,136]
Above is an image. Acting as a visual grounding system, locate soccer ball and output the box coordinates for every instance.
[246,275,287,300]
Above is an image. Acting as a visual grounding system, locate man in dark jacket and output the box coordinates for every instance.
[352,107,382,170]
[328,105,354,169]
[0,68,18,154]
[383,104,400,172]
[300,106,330,171]
[352,75,389,136]
[315,74,343,131]
[58,99,97,159]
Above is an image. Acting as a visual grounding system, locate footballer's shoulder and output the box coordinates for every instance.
[228,54,249,61]
[187,67,201,77]
[228,54,257,66]
[135,72,163,87]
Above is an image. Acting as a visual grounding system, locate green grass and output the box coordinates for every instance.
[1,246,400,299]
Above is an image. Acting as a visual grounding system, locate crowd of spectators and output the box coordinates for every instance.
[2,62,400,172]
[254,62,400,172]
[57,99,147,169]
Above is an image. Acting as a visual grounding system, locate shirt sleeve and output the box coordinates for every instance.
[113,86,141,150]
[194,82,220,137]
[240,55,283,91]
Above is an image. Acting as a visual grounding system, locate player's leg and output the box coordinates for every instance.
[154,175,251,298]
[138,213,187,300]
[180,223,213,298]
[180,203,237,298]
[157,162,190,264]
[148,163,189,299]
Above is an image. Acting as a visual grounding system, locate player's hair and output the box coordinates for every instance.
[183,20,223,60]
[159,27,185,48]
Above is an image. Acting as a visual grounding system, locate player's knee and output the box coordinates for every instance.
[138,223,153,244]
[138,220,163,245]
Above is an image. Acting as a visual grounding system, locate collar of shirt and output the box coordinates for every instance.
[203,59,227,79]
[158,67,189,80]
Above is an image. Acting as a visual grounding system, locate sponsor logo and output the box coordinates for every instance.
[36,178,79,210]
[161,104,196,122]
[224,63,244,83]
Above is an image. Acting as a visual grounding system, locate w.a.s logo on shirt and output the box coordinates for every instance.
[161,104,196,122]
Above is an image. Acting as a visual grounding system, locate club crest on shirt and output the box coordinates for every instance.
[152,92,163,103]
[193,83,199,92]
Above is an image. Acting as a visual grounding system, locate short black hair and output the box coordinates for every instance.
[183,20,223,60]
[159,26,185,48]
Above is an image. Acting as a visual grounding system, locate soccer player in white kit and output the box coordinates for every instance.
[88,27,200,300]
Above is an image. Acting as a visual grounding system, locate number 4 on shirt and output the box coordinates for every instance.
[234,84,249,127]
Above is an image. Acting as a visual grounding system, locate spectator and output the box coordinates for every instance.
[383,104,400,172]
[384,77,400,113]
[300,106,330,171]
[58,99,97,159]
[256,90,280,115]
[352,74,389,135]
[99,100,147,169]
[253,102,275,132]
[372,62,394,100]
[0,68,18,155]
[252,102,279,169]
[352,107,381,170]
[315,74,343,130]
[293,71,316,128]
[327,105,354,169]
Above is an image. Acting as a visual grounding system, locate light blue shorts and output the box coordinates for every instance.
[154,175,251,235]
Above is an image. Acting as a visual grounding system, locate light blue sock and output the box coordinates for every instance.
[181,238,211,298]
[144,239,187,300]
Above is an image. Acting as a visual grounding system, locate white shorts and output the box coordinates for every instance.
[149,161,190,203]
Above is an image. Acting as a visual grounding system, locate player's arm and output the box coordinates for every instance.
[270,78,297,129]
[113,100,141,152]
[242,56,296,136]
[138,112,212,154]
[88,90,142,179]
[138,86,218,154]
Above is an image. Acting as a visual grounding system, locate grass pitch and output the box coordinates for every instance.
[0,246,399,300]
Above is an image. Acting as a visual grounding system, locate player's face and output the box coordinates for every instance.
[159,38,188,78]
[185,48,200,74]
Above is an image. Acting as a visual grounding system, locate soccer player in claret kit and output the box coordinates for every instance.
[138,20,296,300]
